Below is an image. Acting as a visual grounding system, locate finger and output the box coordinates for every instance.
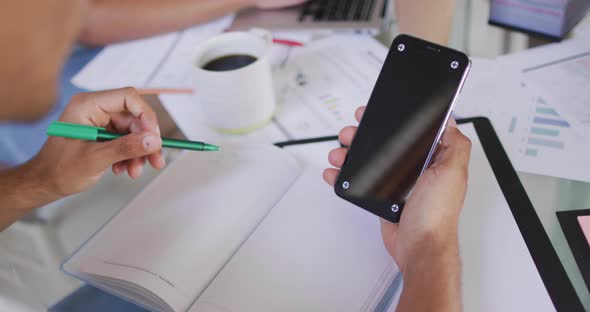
[380,218,399,237]
[338,126,357,147]
[431,120,459,164]
[379,219,399,260]
[147,149,166,170]
[436,126,472,170]
[91,131,162,171]
[328,148,348,168]
[109,113,139,133]
[112,161,129,176]
[127,157,146,179]
[92,87,153,118]
[112,162,123,175]
[76,87,160,134]
[120,161,129,176]
[355,106,366,123]
[323,168,340,186]
[448,118,457,128]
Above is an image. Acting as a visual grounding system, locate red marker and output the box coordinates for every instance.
[272,38,304,47]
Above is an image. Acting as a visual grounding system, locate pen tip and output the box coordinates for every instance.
[204,144,221,151]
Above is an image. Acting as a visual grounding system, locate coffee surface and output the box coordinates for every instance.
[202,54,257,72]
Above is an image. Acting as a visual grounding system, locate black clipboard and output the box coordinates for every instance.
[275,117,583,311]
[458,117,583,311]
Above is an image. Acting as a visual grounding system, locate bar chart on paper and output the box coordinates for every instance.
[524,50,590,133]
[274,76,361,139]
[272,36,386,140]
[518,95,569,158]
[509,86,590,183]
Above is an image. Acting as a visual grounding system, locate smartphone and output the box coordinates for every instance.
[334,34,471,223]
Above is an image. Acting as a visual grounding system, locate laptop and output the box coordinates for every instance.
[229,0,392,35]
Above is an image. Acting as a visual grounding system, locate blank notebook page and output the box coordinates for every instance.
[191,166,397,312]
[64,145,300,312]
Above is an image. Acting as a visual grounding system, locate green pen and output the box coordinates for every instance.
[47,121,220,151]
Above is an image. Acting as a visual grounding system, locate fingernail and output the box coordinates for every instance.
[143,135,160,152]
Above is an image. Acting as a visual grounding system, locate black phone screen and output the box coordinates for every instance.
[335,34,470,223]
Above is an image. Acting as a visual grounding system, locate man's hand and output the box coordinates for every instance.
[323,106,471,272]
[31,87,166,197]
[255,0,307,9]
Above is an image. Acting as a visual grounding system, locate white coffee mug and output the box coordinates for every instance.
[193,28,275,133]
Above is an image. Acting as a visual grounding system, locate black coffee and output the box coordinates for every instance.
[202,54,257,72]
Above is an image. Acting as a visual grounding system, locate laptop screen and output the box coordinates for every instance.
[489,0,590,40]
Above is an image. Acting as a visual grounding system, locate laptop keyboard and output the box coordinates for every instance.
[298,0,377,22]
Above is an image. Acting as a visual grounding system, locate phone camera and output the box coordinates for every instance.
[397,44,405,52]
[450,61,459,69]
[391,204,400,213]
[342,181,350,189]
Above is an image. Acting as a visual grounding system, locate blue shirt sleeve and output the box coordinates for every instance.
[0,46,102,167]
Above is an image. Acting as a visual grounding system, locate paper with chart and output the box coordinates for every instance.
[522,48,590,133]
[498,38,590,135]
[454,58,525,150]
[152,30,313,143]
[71,16,234,90]
[455,58,590,183]
[158,35,386,143]
[271,35,387,139]
[507,83,590,183]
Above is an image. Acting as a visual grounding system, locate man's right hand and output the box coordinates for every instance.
[323,106,472,272]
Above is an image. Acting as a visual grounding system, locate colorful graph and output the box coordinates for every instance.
[523,96,569,157]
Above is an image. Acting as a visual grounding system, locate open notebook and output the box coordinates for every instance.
[63,144,398,312]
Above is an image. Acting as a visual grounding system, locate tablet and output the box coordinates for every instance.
[276,117,582,311]
[456,118,581,311]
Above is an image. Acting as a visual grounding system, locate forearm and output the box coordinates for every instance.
[395,0,455,45]
[0,160,60,230]
[396,232,462,312]
[79,0,254,46]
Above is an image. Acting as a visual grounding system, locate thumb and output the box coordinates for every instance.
[92,132,162,170]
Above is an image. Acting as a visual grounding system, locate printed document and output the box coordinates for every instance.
[456,58,590,183]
